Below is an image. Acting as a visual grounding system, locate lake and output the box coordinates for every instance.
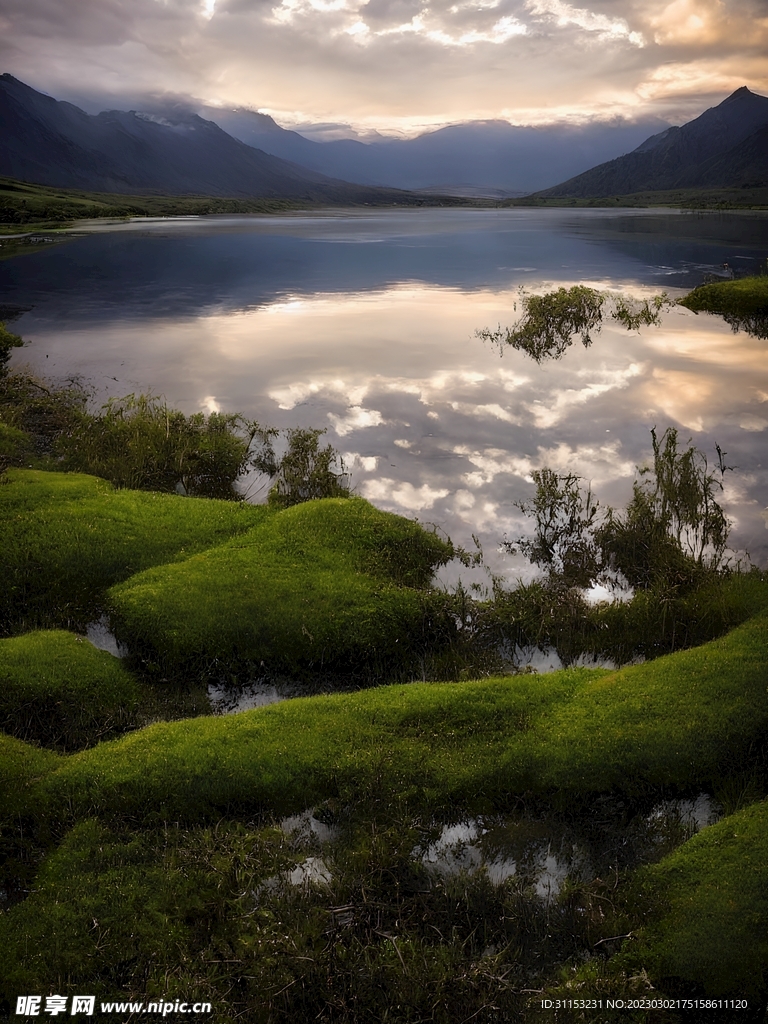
[3,207,767,583]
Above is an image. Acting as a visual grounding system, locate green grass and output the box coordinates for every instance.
[679,274,768,315]
[21,609,766,827]
[107,496,454,679]
[0,175,471,232]
[0,734,63,818]
[2,612,768,1013]
[0,814,606,1020]
[0,630,152,751]
[616,798,768,999]
[0,819,222,1000]
[533,607,768,795]
[0,470,270,633]
[0,175,318,227]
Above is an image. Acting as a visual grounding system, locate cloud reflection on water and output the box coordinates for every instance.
[5,212,767,579]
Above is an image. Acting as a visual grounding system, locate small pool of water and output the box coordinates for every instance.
[414,794,721,900]
[269,795,721,904]
[85,617,126,658]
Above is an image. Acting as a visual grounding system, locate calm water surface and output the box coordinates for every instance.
[3,208,767,578]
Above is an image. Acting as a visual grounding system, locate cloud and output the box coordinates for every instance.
[455,440,635,486]
[327,405,384,435]
[3,0,766,131]
[526,0,645,46]
[362,477,450,509]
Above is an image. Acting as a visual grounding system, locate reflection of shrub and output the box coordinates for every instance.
[477,287,669,362]
[107,497,454,681]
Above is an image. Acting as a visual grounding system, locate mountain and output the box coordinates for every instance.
[0,75,416,203]
[203,107,670,196]
[538,87,768,198]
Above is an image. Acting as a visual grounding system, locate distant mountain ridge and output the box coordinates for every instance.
[203,107,671,195]
[538,87,768,197]
[0,75,415,203]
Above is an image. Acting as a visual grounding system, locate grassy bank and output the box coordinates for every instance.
[621,797,768,1000]
[679,273,768,340]
[1,454,767,1013]
[0,609,766,1016]
[14,608,765,827]
[0,470,269,633]
[679,273,768,315]
[0,175,475,234]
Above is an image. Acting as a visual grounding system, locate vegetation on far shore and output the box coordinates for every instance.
[0,175,476,236]
[505,185,768,209]
[2,176,767,242]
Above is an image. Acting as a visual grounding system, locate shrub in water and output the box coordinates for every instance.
[56,394,266,499]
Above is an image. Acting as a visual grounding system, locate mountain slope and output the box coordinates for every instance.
[0,75,414,202]
[538,87,768,198]
[205,107,670,195]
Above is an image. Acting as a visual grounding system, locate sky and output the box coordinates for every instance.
[1,0,767,135]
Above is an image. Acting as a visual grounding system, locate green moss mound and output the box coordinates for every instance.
[0,630,150,751]
[532,607,768,795]
[679,274,768,315]
[28,611,768,826]
[27,669,594,826]
[0,734,62,824]
[0,470,269,633]
[107,497,454,679]
[618,799,768,999]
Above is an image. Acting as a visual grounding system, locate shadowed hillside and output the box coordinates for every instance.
[0,75,426,204]
[538,87,768,198]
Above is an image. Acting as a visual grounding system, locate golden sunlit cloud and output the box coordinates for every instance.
[636,59,768,100]
[649,0,726,45]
